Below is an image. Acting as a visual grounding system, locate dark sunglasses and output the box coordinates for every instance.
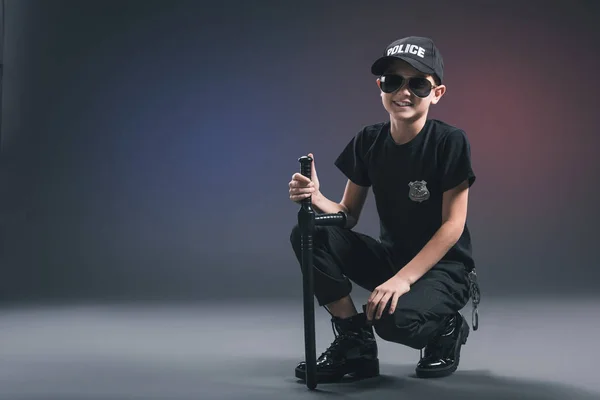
[378,74,438,98]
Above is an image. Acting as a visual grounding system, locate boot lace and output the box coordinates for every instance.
[318,320,355,360]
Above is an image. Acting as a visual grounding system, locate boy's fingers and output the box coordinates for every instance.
[290,180,313,189]
[292,173,311,183]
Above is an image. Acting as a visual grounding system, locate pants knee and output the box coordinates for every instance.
[290,223,300,245]
[290,223,334,249]
[373,310,426,349]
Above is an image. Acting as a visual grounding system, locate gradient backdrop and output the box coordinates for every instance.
[1,0,599,304]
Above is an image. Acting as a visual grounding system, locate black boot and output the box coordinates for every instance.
[415,312,469,378]
[295,312,379,383]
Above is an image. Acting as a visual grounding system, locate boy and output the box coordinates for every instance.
[288,36,478,382]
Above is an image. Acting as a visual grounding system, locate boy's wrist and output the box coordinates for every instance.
[311,190,324,207]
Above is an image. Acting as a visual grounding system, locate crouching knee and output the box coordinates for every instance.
[290,223,301,246]
[372,310,425,350]
[289,223,332,247]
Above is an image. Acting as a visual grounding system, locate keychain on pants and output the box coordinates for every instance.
[468,269,480,331]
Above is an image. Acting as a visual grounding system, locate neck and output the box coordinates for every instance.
[389,113,428,145]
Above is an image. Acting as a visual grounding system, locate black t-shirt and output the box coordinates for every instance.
[334,119,476,271]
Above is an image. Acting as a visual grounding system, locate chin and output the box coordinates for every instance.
[387,107,417,120]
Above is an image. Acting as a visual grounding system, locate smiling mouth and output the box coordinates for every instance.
[393,101,412,107]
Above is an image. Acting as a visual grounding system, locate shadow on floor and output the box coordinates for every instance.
[250,359,600,400]
[3,357,599,400]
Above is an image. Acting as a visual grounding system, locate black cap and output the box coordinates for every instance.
[371,36,444,83]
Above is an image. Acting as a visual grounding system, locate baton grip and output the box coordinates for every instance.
[298,155,314,211]
[299,155,312,180]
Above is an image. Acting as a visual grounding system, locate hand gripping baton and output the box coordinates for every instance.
[297,155,348,390]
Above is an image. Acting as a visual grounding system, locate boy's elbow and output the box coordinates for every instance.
[340,205,359,229]
[346,216,359,229]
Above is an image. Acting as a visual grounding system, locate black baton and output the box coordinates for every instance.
[297,155,348,390]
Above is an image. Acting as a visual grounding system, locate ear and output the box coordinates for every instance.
[376,78,381,89]
[430,85,446,104]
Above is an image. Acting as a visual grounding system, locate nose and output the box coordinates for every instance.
[395,81,411,95]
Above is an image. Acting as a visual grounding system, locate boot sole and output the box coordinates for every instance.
[415,318,470,379]
[295,358,380,383]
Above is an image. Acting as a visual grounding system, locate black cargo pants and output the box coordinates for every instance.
[290,224,471,350]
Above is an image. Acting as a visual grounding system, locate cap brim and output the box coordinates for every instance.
[371,55,436,76]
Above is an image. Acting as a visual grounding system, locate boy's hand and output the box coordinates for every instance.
[366,276,411,322]
[289,153,321,203]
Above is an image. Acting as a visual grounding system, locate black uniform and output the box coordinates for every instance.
[290,118,476,349]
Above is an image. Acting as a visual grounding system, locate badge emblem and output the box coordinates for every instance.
[408,180,430,202]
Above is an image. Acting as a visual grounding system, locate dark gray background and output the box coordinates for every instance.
[1,0,598,304]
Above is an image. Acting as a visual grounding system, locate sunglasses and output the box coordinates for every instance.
[378,74,438,98]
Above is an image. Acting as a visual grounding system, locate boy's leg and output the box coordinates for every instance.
[290,224,395,311]
[289,224,395,382]
[370,262,471,378]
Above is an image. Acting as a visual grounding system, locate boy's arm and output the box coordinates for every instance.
[312,179,369,229]
[394,179,470,285]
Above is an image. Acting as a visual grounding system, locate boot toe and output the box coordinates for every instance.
[417,358,449,370]
[415,359,456,378]
[415,313,469,378]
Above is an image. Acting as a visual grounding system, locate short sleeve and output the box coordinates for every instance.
[439,130,476,192]
[334,129,371,187]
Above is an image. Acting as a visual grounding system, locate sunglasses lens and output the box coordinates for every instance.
[380,75,404,93]
[380,75,434,97]
[409,78,433,97]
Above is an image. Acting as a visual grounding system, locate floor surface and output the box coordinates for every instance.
[1,296,599,400]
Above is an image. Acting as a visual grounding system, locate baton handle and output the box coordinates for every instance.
[299,155,313,207]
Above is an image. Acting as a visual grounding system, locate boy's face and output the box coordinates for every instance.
[378,60,446,122]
